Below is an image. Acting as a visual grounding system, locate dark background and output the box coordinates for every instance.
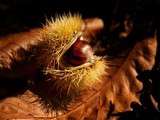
[0,0,159,35]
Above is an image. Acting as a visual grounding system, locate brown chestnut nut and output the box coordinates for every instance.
[65,36,93,66]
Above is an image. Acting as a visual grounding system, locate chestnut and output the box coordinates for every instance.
[64,36,93,66]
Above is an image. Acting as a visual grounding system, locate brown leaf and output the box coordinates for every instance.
[110,35,157,113]
[0,20,157,120]
[0,29,41,69]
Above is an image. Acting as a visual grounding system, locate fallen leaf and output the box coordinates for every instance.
[0,20,157,120]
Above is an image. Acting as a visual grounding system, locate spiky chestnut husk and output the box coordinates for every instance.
[32,14,107,110]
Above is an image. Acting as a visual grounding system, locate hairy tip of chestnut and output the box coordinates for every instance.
[64,36,93,66]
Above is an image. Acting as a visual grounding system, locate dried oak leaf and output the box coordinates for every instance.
[0,20,157,120]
